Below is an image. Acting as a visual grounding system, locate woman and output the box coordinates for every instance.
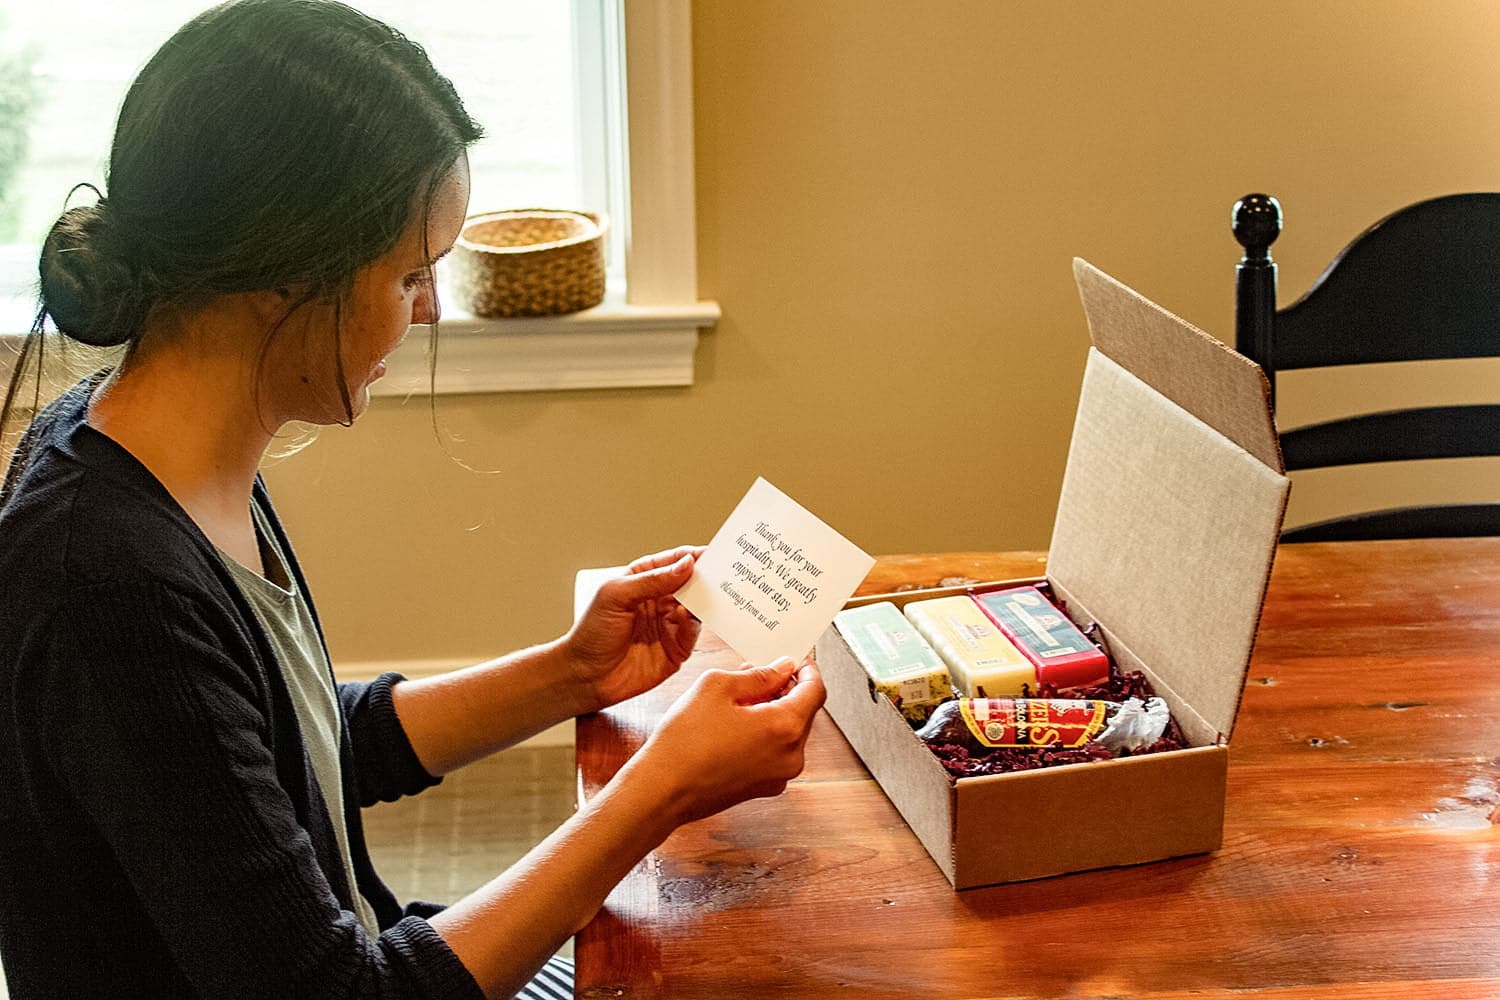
[0,2,825,998]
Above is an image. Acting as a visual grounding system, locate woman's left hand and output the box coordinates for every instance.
[564,545,704,713]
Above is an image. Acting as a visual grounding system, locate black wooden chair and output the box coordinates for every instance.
[1232,192,1500,542]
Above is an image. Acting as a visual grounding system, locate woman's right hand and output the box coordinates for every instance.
[624,657,826,827]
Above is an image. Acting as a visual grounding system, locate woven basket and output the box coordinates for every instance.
[449,209,607,318]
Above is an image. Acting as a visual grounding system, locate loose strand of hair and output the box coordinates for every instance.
[0,307,49,506]
[251,286,324,440]
[414,175,499,478]
[331,295,355,427]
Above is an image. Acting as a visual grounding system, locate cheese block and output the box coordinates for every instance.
[903,595,1033,697]
[832,601,952,723]
[970,586,1109,690]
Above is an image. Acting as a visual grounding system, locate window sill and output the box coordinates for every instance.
[377,288,719,396]
[0,289,720,395]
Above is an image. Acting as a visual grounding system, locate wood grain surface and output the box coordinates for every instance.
[575,542,1500,998]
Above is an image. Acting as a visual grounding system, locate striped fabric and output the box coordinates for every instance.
[516,955,573,1000]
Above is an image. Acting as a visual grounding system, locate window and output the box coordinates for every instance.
[0,0,715,392]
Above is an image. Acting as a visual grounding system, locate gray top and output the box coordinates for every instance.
[218,501,381,938]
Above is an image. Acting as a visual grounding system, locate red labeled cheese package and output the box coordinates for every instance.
[969,585,1108,690]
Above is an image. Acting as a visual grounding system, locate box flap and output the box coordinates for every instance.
[1050,262,1290,739]
[1072,259,1281,472]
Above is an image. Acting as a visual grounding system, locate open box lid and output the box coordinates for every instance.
[1048,261,1290,741]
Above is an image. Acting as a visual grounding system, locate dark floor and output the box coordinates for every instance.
[0,745,578,998]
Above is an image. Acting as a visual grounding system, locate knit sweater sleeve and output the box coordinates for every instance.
[35,580,486,1000]
[337,673,442,807]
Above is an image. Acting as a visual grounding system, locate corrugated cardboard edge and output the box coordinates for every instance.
[1071,258,1283,473]
[1049,352,1288,740]
[1060,261,1290,743]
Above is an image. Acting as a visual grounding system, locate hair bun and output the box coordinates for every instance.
[38,202,147,347]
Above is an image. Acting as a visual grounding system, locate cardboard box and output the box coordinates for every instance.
[814,260,1290,888]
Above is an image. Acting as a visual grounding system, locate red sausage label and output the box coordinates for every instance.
[957,699,1109,748]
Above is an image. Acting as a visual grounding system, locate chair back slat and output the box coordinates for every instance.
[1281,404,1500,470]
[1275,194,1500,369]
[1281,503,1500,542]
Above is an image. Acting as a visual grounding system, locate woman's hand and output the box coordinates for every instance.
[563,545,705,714]
[430,656,825,1000]
[622,657,826,827]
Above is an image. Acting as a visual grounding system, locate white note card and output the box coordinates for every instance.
[675,477,876,665]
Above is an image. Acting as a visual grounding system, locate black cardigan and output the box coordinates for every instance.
[0,382,484,999]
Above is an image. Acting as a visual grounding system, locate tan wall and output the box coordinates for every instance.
[264,0,1500,672]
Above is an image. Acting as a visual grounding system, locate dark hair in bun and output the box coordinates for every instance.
[4,0,482,453]
[38,199,148,348]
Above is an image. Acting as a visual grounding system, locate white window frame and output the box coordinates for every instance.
[1,0,718,395]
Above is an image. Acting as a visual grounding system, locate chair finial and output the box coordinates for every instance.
[1233,194,1282,261]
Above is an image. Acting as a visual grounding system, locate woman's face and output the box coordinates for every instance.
[273,155,471,425]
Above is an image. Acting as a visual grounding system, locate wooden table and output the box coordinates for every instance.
[575,542,1500,999]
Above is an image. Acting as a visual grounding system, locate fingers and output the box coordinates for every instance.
[705,659,823,716]
[716,660,823,765]
[645,657,820,823]
[626,545,704,575]
[597,551,694,608]
[778,663,826,725]
[751,663,824,758]
[717,657,798,704]
[660,603,702,662]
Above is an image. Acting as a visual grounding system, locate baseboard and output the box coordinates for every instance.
[334,658,577,749]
